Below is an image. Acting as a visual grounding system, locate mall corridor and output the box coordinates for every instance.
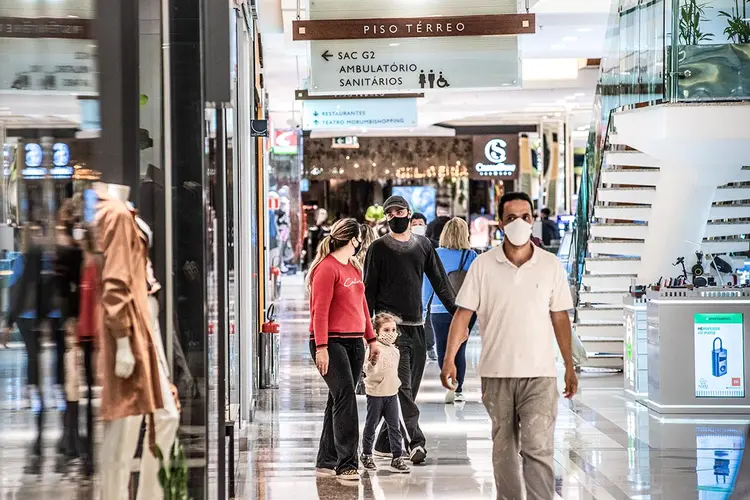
[237,276,747,500]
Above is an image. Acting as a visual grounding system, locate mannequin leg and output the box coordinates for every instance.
[101,415,142,500]
[136,362,179,500]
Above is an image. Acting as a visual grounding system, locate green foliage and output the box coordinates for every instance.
[719,0,750,44]
[157,440,192,500]
[679,0,715,45]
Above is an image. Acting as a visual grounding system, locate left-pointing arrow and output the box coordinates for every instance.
[322,50,332,62]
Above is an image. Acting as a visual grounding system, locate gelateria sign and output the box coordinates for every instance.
[293,14,534,41]
[471,135,519,180]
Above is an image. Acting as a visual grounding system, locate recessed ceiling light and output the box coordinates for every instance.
[574,92,585,97]
[577,27,593,33]
[562,36,578,42]
[389,43,400,47]
[551,44,566,50]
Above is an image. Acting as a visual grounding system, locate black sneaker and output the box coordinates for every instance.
[360,454,377,471]
[390,457,411,473]
[336,469,360,481]
[409,446,427,465]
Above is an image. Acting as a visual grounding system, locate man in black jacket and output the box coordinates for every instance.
[364,195,456,465]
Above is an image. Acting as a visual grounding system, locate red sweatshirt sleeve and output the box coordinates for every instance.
[362,295,376,344]
[311,263,336,349]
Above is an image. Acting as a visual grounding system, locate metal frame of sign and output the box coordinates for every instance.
[293,14,535,41]
[295,89,424,100]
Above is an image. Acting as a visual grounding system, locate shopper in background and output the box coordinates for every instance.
[360,313,410,474]
[411,211,437,360]
[364,195,456,465]
[2,224,65,457]
[441,192,577,500]
[410,213,427,236]
[307,218,379,481]
[423,217,477,404]
[540,208,559,247]
[55,198,85,460]
[425,203,451,248]
[365,204,389,237]
[303,208,330,272]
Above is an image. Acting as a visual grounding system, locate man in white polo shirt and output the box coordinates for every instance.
[440,192,577,500]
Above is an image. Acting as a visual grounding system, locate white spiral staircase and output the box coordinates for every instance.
[575,105,750,370]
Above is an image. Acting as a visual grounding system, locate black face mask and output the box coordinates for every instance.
[388,216,410,234]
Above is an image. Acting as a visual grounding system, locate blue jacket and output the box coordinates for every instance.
[422,248,478,315]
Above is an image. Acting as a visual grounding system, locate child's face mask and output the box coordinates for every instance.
[378,323,398,346]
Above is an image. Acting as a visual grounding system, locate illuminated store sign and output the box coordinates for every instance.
[694,313,745,398]
[271,129,299,155]
[471,135,519,180]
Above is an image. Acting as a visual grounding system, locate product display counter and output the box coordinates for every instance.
[642,288,750,414]
[624,295,648,397]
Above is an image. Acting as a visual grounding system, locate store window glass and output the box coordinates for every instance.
[0,0,102,493]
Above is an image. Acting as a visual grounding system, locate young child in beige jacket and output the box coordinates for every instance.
[360,313,410,473]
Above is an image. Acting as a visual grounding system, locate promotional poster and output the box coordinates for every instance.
[694,313,745,398]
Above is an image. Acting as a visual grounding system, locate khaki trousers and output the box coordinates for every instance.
[481,377,558,500]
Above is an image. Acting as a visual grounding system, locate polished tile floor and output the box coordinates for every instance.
[238,276,750,500]
[1,275,749,499]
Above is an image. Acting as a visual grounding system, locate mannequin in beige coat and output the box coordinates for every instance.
[95,182,164,500]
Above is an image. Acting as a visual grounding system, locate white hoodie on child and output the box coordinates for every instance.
[364,338,401,397]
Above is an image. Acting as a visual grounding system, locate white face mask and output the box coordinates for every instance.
[503,219,532,246]
[72,227,86,242]
[412,225,427,237]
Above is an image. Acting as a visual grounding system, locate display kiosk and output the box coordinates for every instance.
[642,288,750,414]
[624,295,648,397]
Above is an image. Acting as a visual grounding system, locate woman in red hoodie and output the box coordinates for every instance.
[307,218,379,481]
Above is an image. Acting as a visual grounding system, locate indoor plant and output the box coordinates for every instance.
[679,0,714,45]
[719,0,750,43]
[157,440,192,500]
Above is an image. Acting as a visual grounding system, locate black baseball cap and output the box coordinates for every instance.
[383,195,410,213]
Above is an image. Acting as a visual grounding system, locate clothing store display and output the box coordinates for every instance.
[96,182,166,500]
[96,185,163,421]
[308,255,376,349]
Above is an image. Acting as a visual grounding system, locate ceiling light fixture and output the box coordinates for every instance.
[577,27,593,33]
[389,43,400,47]
[562,36,578,42]
[574,92,585,97]
[551,44,566,50]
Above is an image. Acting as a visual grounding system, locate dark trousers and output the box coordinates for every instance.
[362,395,402,458]
[18,318,64,387]
[309,338,365,474]
[375,324,426,453]
[81,339,96,473]
[432,313,468,393]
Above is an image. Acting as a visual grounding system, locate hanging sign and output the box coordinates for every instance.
[295,89,423,100]
[303,98,418,130]
[0,38,97,92]
[293,14,534,41]
[471,135,520,180]
[309,36,519,94]
[0,17,93,40]
[331,136,360,149]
